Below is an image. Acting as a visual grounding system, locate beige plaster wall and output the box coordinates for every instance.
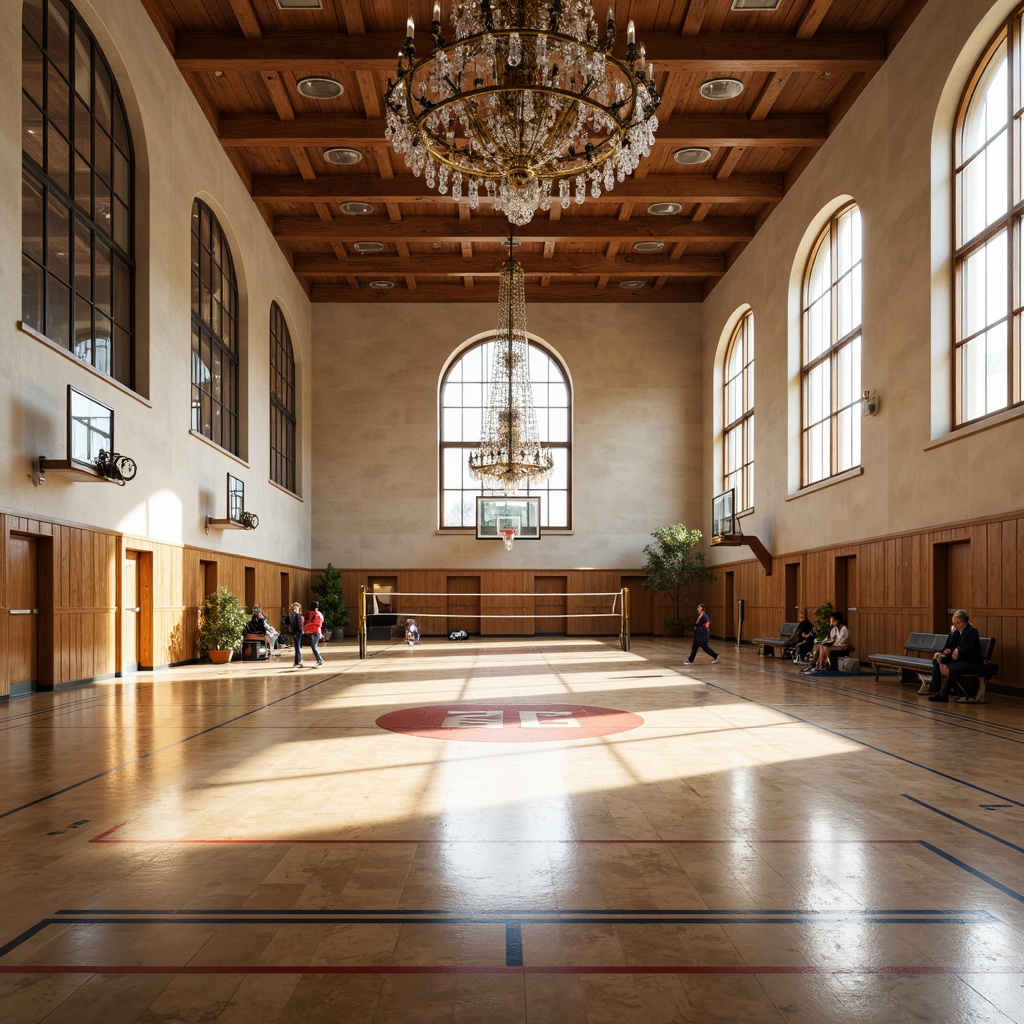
[701,0,1024,565]
[0,0,313,566]
[311,302,703,569]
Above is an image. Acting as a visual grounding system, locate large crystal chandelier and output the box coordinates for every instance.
[468,244,554,494]
[384,1,662,226]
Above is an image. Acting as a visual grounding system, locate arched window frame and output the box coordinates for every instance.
[953,14,1022,426]
[269,302,296,493]
[723,311,754,512]
[801,203,862,486]
[21,0,135,386]
[190,198,239,455]
[439,337,571,529]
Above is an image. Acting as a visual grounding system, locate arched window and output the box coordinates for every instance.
[801,203,862,486]
[954,16,1020,425]
[190,198,239,454]
[22,0,135,386]
[440,338,571,528]
[270,303,296,493]
[723,311,754,511]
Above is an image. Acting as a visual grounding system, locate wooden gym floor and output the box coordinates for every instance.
[1,636,1023,1023]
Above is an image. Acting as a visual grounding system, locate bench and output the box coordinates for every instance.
[753,623,800,658]
[241,635,268,661]
[867,633,998,702]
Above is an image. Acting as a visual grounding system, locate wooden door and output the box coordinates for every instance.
[933,541,971,633]
[534,576,567,635]
[785,562,800,621]
[835,555,857,642]
[8,535,38,692]
[621,576,652,635]
[447,576,481,635]
[123,551,140,672]
[723,571,735,640]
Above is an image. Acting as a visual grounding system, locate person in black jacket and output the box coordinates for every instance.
[682,603,719,666]
[927,609,983,702]
[784,609,815,662]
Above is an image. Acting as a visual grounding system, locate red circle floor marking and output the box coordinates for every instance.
[375,703,644,743]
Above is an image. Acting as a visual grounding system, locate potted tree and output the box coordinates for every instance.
[641,524,717,635]
[311,562,350,639]
[198,587,248,663]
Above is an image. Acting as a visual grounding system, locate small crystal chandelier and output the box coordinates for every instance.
[468,238,554,495]
[384,1,662,226]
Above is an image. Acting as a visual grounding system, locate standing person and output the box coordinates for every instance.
[926,609,982,702]
[405,618,420,645]
[683,603,719,666]
[289,601,304,667]
[302,600,325,667]
[803,611,850,674]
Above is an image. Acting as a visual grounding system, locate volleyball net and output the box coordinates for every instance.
[357,585,631,658]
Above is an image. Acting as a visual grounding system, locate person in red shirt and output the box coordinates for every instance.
[301,601,325,667]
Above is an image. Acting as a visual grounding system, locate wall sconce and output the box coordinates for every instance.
[862,390,879,416]
[33,458,46,487]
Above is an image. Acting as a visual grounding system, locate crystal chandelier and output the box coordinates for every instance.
[468,242,554,495]
[383,1,662,226]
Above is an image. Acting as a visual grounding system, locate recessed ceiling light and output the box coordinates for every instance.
[340,202,374,216]
[619,280,647,290]
[673,147,712,165]
[648,202,682,216]
[297,77,343,99]
[700,78,744,101]
[275,0,322,9]
[369,280,394,290]
[730,0,781,9]
[324,147,363,165]
[633,241,665,253]
[353,241,384,252]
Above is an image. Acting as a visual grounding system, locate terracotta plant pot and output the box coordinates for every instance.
[208,649,234,664]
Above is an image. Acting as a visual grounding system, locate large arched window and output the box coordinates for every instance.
[723,311,754,511]
[270,302,296,493]
[190,198,239,454]
[22,0,135,386]
[801,203,862,486]
[440,338,570,528]
[954,16,1021,425]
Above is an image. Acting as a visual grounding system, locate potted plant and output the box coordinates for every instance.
[813,600,835,640]
[641,524,717,635]
[311,562,350,639]
[198,587,248,663]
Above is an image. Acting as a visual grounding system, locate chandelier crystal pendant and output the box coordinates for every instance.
[468,243,554,495]
[384,1,662,226]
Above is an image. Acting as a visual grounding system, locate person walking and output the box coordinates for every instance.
[302,601,325,667]
[682,603,719,666]
[289,601,304,667]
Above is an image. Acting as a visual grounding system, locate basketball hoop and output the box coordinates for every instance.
[500,527,516,551]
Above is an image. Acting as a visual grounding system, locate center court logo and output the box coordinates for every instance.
[375,703,644,743]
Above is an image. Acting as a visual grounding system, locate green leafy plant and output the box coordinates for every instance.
[198,587,248,655]
[813,601,835,640]
[641,524,717,628]
[311,562,350,631]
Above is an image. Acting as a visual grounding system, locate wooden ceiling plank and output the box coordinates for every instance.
[262,72,296,120]
[355,70,382,119]
[682,0,712,37]
[715,148,746,182]
[226,0,262,39]
[750,73,790,121]
[795,0,836,40]
[338,0,365,36]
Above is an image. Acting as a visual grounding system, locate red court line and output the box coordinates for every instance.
[90,822,917,845]
[0,964,1017,976]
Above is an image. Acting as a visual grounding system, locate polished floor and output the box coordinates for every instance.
[1,636,1023,1023]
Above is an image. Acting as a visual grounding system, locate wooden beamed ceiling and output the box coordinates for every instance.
[140,0,929,304]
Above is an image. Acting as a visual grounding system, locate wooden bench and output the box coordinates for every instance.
[867,633,999,702]
[753,623,800,658]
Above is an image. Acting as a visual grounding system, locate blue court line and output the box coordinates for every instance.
[0,669,350,820]
[921,843,1024,906]
[703,680,1024,808]
[505,922,523,967]
[904,795,1024,857]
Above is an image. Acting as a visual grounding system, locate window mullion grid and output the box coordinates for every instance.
[1015,19,1023,409]
[829,218,841,477]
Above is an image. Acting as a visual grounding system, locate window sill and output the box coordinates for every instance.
[926,405,1024,450]
[437,529,575,536]
[785,466,863,501]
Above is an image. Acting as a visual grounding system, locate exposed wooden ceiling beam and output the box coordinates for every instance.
[174,29,886,74]
[272,213,756,244]
[256,172,784,206]
[310,281,705,303]
[221,113,827,149]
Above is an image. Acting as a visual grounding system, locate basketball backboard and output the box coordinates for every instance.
[476,496,541,540]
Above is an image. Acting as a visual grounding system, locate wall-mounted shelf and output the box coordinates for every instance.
[206,517,248,531]
[38,457,116,483]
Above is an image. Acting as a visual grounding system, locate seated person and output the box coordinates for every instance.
[926,609,983,702]
[405,618,420,645]
[245,605,280,657]
[802,611,850,675]
[784,609,815,662]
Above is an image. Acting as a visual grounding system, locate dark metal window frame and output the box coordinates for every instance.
[723,310,754,512]
[269,301,297,493]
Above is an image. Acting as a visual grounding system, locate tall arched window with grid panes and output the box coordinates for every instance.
[954,15,1021,425]
[269,302,296,493]
[190,199,239,454]
[21,0,135,386]
[440,338,571,529]
[801,203,862,486]
[723,311,754,511]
